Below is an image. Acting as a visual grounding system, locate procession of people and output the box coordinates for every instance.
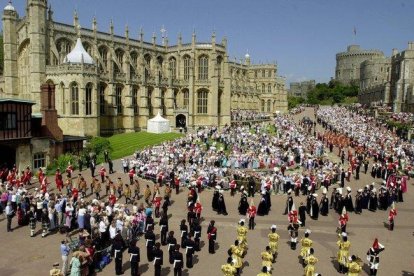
[0,106,410,275]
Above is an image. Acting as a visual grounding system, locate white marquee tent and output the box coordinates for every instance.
[147,112,171,133]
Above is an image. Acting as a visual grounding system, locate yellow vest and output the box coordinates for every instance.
[300,238,313,257]
[347,261,362,275]
[221,264,236,276]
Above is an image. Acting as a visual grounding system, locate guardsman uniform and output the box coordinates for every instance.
[268,225,279,262]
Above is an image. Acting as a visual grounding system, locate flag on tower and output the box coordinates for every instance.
[353,26,357,36]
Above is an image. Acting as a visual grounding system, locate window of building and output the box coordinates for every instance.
[133,87,138,114]
[85,84,92,115]
[262,83,265,93]
[0,112,17,130]
[268,70,272,77]
[116,85,122,114]
[198,55,209,80]
[183,56,191,80]
[261,100,265,112]
[267,100,271,112]
[183,89,189,107]
[99,84,105,115]
[71,83,79,115]
[268,84,272,93]
[33,152,46,169]
[131,52,138,67]
[169,57,177,79]
[116,49,124,67]
[255,71,258,78]
[217,56,222,79]
[197,90,208,114]
[262,70,265,78]
[99,47,108,68]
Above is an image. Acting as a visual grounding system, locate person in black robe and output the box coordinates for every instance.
[113,232,125,275]
[306,192,312,215]
[310,194,319,220]
[330,187,337,209]
[376,165,382,178]
[264,189,272,212]
[257,191,268,216]
[354,189,363,214]
[371,164,377,178]
[172,245,184,276]
[238,193,249,215]
[128,239,140,276]
[298,202,307,227]
[217,191,228,215]
[397,181,404,202]
[248,176,256,197]
[145,226,156,262]
[368,189,378,211]
[319,189,329,216]
[180,219,188,249]
[344,187,354,212]
[166,231,177,264]
[378,188,387,210]
[336,191,344,214]
[193,219,202,251]
[152,242,163,276]
[211,187,220,211]
[159,212,169,245]
[364,185,372,208]
[183,234,195,268]
[283,190,293,215]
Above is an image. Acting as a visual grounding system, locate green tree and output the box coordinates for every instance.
[288,96,305,109]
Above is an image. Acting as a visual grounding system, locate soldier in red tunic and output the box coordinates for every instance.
[247,199,257,230]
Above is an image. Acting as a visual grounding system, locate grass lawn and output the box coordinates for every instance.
[108,132,183,160]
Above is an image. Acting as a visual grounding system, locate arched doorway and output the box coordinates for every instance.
[176,114,186,128]
[0,144,16,170]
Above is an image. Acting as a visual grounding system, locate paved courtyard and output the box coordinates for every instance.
[0,108,413,276]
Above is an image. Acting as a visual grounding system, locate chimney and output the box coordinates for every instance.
[40,83,63,142]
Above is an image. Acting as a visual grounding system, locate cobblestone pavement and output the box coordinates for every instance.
[0,108,413,276]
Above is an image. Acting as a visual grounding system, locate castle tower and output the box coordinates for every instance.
[28,0,48,113]
[2,1,18,95]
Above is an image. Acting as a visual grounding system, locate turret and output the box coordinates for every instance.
[2,0,18,95]
[245,50,250,65]
[28,0,48,111]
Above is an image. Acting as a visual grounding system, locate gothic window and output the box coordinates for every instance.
[183,89,189,108]
[217,56,223,79]
[116,85,122,114]
[144,54,151,79]
[71,83,79,115]
[261,100,265,112]
[268,70,272,77]
[132,86,138,114]
[268,84,272,93]
[169,57,177,79]
[262,83,265,93]
[114,63,120,74]
[197,90,208,114]
[255,71,258,78]
[99,46,108,70]
[85,83,92,115]
[130,52,138,67]
[116,49,124,66]
[183,55,191,80]
[262,70,265,78]
[267,100,271,112]
[82,42,91,55]
[198,55,209,80]
[99,84,105,115]
[57,39,71,54]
